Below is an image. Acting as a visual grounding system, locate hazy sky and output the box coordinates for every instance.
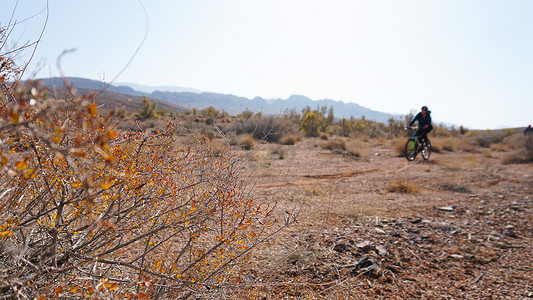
[2,0,532,129]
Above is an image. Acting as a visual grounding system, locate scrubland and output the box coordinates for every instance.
[1,83,531,298]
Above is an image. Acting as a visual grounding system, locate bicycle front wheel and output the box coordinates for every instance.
[405,138,417,161]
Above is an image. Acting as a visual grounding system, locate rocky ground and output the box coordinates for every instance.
[239,138,532,299]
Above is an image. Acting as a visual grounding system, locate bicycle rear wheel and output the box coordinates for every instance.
[421,141,431,160]
[405,138,417,161]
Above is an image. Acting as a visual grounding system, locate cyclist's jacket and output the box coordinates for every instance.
[409,110,432,128]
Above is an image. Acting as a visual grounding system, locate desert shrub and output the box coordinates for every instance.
[367,124,387,138]
[503,134,527,150]
[345,138,367,157]
[438,179,471,193]
[325,124,342,136]
[277,147,286,159]
[279,134,299,145]
[238,134,257,150]
[472,130,510,148]
[137,96,159,120]
[431,136,473,153]
[392,138,406,157]
[224,116,298,143]
[237,108,254,120]
[202,106,220,117]
[502,135,533,164]
[386,179,420,193]
[300,112,321,137]
[224,131,239,146]
[0,85,290,298]
[490,142,510,152]
[320,137,346,151]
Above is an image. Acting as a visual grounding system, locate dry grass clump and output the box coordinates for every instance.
[223,116,299,143]
[490,142,510,152]
[503,134,528,150]
[279,134,299,145]
[502,135,533,164]
[471,130,510,148]
[431,136,473,153]
[437,178,471,193]
[320,137,346,151]
[392,138,406,157]
[386,178,420,194]
[271,145,286,159]
[238,134,257,150]
[346,138,368,157]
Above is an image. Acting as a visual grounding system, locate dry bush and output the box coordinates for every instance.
[270,146,286,160]
[502,151,526,164]
[223,116,298,143]
[279,134,299,145]
[0,84,292,299]
[391,138,406,157]
[504,134,530,150]
[431,136,474,153]
[437,178,471,193]
[224,131,239,146]
[471,130,511,148]
[482,151,495,159]
[320,137,346,152]
[490,143,510,152]
[369,136,388,147]
[345,138,368,157]
[502,135,533,164]
[386,179,420,194]
[238,134,257,150]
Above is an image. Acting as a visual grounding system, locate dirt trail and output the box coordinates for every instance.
[242,138,532,299]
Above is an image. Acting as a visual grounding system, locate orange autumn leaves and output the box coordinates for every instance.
[0,82,279,298]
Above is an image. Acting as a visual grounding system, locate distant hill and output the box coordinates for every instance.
[115,82,202,94]
[36,77,398,122]
[150,91,396,123]
[35,77,186,113]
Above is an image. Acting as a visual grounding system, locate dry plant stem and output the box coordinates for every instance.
[0,88,287,298]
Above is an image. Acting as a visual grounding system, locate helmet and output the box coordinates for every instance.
[421,106,428,111]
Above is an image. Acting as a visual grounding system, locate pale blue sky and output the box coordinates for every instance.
[2,0,532,129]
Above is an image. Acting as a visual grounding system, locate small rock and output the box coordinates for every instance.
[375,245,388,256]
[334,242,348,252]
[439,206,457,211]
[411,218,422,224]
[502,229,517,238]
[356,240,373,252]
[375,153,380,156]
[375,228,386,234]
[450,254,464,259]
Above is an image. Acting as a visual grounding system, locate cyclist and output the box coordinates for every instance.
[524,125,533,135]
[406,106,433,144]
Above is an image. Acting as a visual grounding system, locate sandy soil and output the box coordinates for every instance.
[239,138,532,299]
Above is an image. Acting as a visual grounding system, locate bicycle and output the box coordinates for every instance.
[404,126,431,161]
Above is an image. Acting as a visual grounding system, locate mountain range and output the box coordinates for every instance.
[36,77,398,122]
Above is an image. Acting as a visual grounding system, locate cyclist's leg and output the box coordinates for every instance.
[416,128,426,144]
[424,125,433,143]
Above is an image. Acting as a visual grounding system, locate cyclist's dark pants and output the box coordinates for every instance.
[417,125,433,142]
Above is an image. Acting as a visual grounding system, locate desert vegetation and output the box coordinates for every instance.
[2,19,532,299]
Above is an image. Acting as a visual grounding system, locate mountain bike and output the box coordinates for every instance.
[404,126,431,161]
